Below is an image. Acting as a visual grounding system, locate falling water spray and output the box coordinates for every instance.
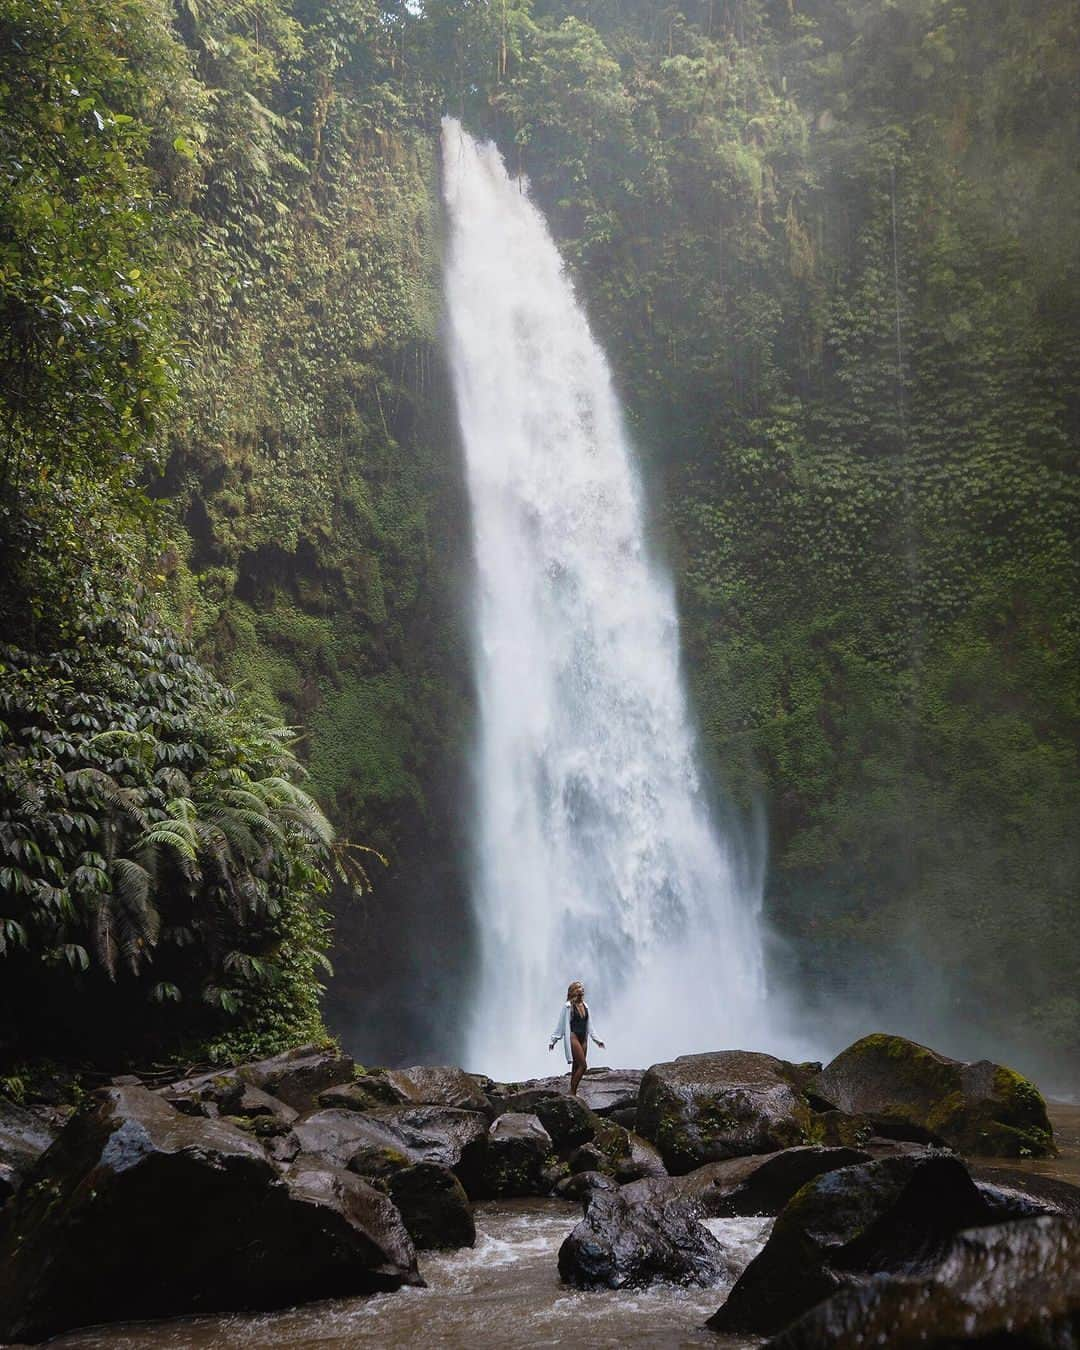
[442,119,775,1078]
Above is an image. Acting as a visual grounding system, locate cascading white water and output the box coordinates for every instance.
[442,119,769,1079]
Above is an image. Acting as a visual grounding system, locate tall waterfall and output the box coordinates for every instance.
[442,119,768,1079]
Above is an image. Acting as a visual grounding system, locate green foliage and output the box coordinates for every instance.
[0,585,340,1061]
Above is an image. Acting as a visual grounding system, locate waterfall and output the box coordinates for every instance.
[441,119,769,1079]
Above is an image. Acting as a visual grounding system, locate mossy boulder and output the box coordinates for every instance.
[387,1162,475,1250]
[481,1112,552,1197]
[238,1045,355,1114]
[636,1051,816,1174]
[811,1035,1055,1158]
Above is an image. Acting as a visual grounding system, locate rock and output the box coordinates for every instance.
[707,1152,997,1336]
[623,1145,870,1217]
[347,1144,413,1184]
[158,1068,244,1117]
[529,1094,597,1149]
[810,1034,1055,1158]
[971,1167,1080,1221]
[482,1112,552,1197]
[318,1076,410,1112]
[381,1066,491,1113]
[238,1044,354,1113]
[387,1162,475,1250]
[636,1051,816,1173]
[765,1217,1080,1349]
[490,1069,643,1117]
[293,1106,488,1195]
[0,1086,420,1343]
[231,1084,298,1129]
[558,1190,727,1289]
[0,1100,56,1207]
[553,1170,619,1204]
[618,1131,668,1182]
[568,1142,606,1174]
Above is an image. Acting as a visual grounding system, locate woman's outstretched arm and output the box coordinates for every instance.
[549,1003,568,1048]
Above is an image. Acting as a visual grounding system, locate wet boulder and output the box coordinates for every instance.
[636,1051,816,1174]
[811,1035,1055,1158]
[969,1166,1080,1221]
[558,1190,727,1290]
[553,1170,620,1204]
[238,1044,354,1113]
[0,1100,56,1208]
[387,1162,475,1250]
[224,1084,298,1138]
[489,1069,643,1118]
[623,1145,869,1218]
[765,1217,1080,1349]
[381,1066,491,1113]
[529,1093,597,1149]
[317,1074,411,1112]
[158,1068,244,1118]
[294,1105,488,1196]
[482,1112,552,1196]
[708,1152,997,1337]
[0,1086,421,1344]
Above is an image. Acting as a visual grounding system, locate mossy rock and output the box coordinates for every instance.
[811,1035,1055,1159]
[637,1051,816,1174]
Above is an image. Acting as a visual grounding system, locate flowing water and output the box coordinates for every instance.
[441,117,771,1081]
[46,1202,771,1349]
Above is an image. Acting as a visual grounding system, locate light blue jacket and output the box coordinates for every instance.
[549,1001,603,1063]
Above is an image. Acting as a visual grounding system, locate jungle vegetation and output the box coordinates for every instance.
[1,0,1076,1077]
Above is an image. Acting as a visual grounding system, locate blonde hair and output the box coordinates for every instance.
[567,981,584,1003]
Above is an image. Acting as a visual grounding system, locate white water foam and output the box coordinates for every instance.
[442,117,780,1079]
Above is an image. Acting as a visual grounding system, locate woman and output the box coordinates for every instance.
[549,980,605,1095]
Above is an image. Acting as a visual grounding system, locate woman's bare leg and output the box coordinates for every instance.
[570,1034,587,1095]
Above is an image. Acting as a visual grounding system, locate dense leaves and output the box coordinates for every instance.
[0,589,340,1061]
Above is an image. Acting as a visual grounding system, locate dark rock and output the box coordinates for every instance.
[294,1106,488,1196]
[568,1142,606,1174]
[482,1112,552,1197]
[382,1066,491,1113]
[971,1167,1080,1221]
[318,1077,410,1112]
[232,1084,298,1127]
[811,1034,1055,1158]
[387,1162,475,1250]
[0,1086,420,1343]
[554,1170,619,1204]
[617,1131,667,1182]
[158,1068,244,1117]
[238,1044,354,1113]
[530,1093,597,1149]
[0,1100,56,1206]
[558,1190,727,1290]
[490,1069,643,1117]
[347,1144,413,1184]
[812,1109,877,1148]
[765,1217,1080,1350]
[609,1106,639,1130]
[624,1145,870,1217]
[708,1152,997,1337]
[637,1051,816,1174]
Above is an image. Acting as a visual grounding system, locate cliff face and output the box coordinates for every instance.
[151,0,1080,1076]
[5,1,1075,1075]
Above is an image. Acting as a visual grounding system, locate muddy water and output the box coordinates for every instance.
[49,1202,770,1349]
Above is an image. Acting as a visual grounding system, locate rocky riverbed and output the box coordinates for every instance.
[0,1034,1077,1347]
